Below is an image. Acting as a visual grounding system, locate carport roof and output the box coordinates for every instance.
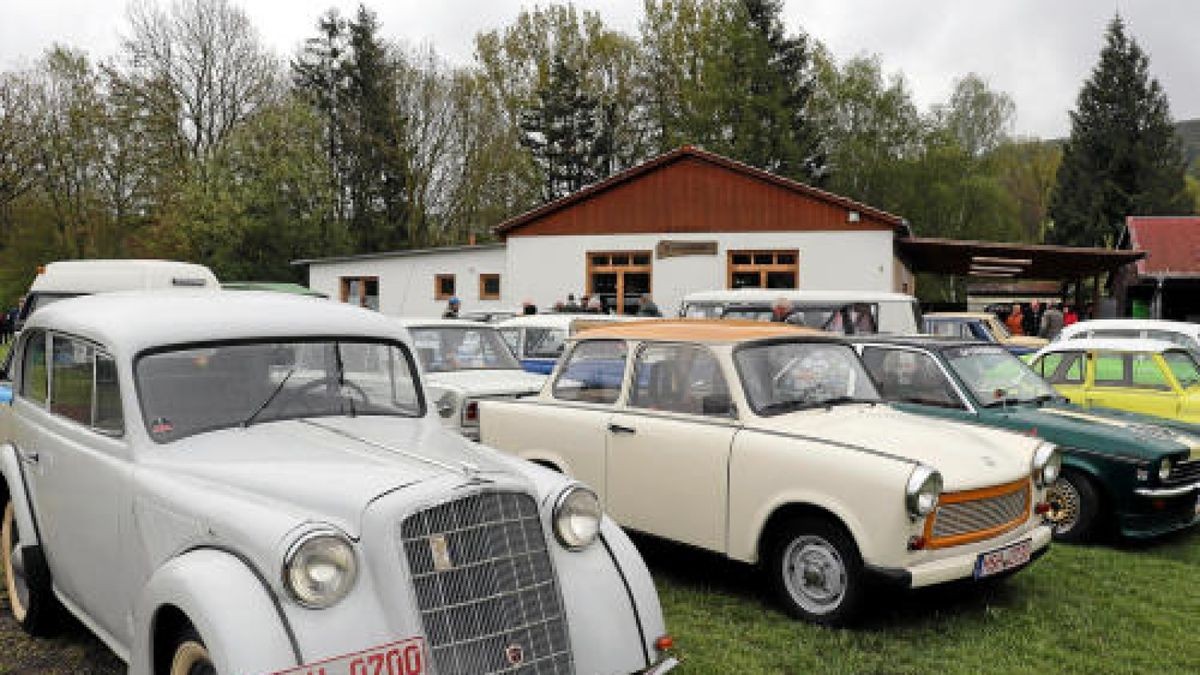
[896,237,1144,279]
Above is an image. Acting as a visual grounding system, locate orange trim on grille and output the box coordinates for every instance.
[922,478,1031,550]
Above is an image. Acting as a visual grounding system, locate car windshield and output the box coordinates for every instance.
[1163,350,1200,387]
[734,341,880,415]
[943,344,1057,405]
[136,339,422,442]
[409,326,520,372]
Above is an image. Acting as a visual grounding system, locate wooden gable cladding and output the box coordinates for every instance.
[495,148,904,238]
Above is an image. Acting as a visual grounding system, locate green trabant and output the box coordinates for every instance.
[850,336,1200,542]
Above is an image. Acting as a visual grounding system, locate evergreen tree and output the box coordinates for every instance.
[1048,16,1191,246]
[519,54,605,201]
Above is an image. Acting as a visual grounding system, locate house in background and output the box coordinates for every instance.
[1116,216,1200,321]
[297,146,914,317]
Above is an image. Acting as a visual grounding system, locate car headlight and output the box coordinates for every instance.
[1032,443,1062,487]
[905,466,942,518]
[283,530,358,609]
[1159,458,1172,482]
[552,484,602,551]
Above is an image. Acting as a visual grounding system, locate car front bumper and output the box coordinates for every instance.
[1119,485,1200,538]
[867,523,1053,589]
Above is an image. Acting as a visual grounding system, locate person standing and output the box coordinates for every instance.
[1039,303,1065,340]
[1023,300,1041,337]
[442,296,461,319]
[1005,304,1025,335]
[636,293,661,317]
[1063,305,1079,326]
[563,294,581,312]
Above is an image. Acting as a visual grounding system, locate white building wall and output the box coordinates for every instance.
[307,247,509,318]
[505,230,897,315]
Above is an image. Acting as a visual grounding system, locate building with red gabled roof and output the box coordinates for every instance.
[1118,216,1200,320]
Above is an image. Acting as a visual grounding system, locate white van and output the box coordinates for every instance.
[680,289,922,334]
[17,259,219,329]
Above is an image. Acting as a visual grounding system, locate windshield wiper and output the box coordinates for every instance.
[759,396,874,416]
[982,396,1023,409]
[242,368,296,428]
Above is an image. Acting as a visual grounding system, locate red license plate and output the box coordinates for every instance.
[273,638,425,675]
[974,539,1033,579]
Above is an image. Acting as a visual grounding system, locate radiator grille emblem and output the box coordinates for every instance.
[428,534,453,571]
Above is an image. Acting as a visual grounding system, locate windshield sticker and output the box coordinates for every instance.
[947,345,1005,358]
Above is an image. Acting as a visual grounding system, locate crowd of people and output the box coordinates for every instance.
[442,292,663,319]
[1001,300,1082,340]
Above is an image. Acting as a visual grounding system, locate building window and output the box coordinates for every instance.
[340,276,379,310]
[587,250,653,315]
[479,274,501,301]
[435,274,456,300]
[727,249,799,289]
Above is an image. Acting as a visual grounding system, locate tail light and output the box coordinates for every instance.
[463,400,479,424]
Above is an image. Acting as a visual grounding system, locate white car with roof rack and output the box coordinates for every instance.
[679,289,922,334]
[0,291,677,675]
[1055,319,1200,353]
[496,313,639,374]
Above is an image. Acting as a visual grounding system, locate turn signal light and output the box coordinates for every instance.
[907,536,926,551]
[1034,502,1051,515]
[655,635,674,652]
[464,400,479,422]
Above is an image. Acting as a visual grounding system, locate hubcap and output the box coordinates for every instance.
[2,503,30,620]
[1047,477,1081,534]
[171,641,216,675]
[781,535,846,614]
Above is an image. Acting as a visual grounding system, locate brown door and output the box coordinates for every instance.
[587,251,653,315]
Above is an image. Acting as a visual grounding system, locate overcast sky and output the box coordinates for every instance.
[2,0,1197,138]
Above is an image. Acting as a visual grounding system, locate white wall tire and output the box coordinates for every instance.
[2,499,58,635]
[170,631,217,675]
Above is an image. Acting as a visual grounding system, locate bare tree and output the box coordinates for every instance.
[122,0,279,163]
[0,71,41,232]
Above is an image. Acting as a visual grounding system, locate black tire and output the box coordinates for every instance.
[2,498,60,636]
[765,517,866,626]
[1047,470,1100,543]
[168,627,217,675]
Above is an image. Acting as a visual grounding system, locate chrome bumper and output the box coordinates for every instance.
[1135,481,1200,497]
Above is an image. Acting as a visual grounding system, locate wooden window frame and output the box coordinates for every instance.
[340,276,379,308]
[434,274,456,301]
[726,249,799,289]
[586,250,654,315]
[479,273,501,301]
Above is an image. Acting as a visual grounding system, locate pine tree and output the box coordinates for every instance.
[1048,16,1191,246]
[519,54,605,201]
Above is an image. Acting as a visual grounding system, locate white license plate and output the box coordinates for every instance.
[273,638,425,675]
[974,539,1033,579]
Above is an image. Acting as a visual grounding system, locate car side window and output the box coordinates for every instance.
[50,335,95,424]
[1037,352,1084,384]
[629,343,733,417]
[860,347,963,409]
[1093,351,1128,386]
[525,328,566,359]
[552,340,627,405]
[1131,353,1171,390]
[499,328,520,354]
[20,330,48,404]
[94,351,124,435]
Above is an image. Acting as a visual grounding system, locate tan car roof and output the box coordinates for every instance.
[574,319,825,343]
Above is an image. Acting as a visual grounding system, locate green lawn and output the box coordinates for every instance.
[641,529,1200,674]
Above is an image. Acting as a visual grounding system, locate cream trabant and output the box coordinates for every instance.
[480,321,1058,625]
[0,292,677,675]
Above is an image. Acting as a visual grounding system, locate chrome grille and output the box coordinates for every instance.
[400,491,573,675]
[931,485,1029,540]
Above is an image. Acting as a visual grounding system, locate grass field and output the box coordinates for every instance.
[639,529,1200,674]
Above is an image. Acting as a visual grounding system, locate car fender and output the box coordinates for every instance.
[0,442,40,546]
[740,490,874,565]
[130,548,299,675]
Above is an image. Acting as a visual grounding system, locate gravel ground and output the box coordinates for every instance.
[0,589,124,674]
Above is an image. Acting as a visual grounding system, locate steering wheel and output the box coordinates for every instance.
[279,378,370,414]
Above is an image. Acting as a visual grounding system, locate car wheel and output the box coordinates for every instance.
[1047,470,1100,543]
[170,628,217,675]
[2,499,59,635]
[766,517,865,626]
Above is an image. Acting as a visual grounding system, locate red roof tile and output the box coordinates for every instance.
[1126,216,1200,278]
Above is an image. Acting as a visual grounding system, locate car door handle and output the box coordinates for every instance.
[607,423,637,435]
[18,450,39,465]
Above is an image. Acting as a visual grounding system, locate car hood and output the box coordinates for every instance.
[751,403,1040,491]
[997,403,1200,461]
[424,369,547,397]
[143,417,515,536]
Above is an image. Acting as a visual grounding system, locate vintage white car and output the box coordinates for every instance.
[496,314,638,374]
[481,321,1059,625]
[0,292,677,675]
[400,318,547,440]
